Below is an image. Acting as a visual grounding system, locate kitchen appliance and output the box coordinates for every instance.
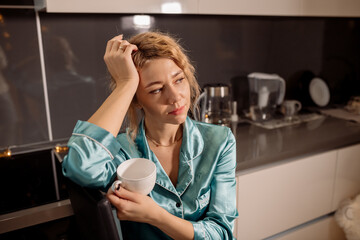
[194,84,232,126]
[0,149,63,215]
[0,143,72,237]
[248,72,286,121]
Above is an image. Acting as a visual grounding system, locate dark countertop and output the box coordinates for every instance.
[233,115,360,176]
[4,113,359,234]
[3,114,360,178]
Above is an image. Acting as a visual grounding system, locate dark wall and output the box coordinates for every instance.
[0,9,359,147]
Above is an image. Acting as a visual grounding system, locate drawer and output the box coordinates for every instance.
[272,215,345,240]
[236,151,337,239]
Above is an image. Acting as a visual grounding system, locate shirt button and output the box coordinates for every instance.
[176,202,181,208]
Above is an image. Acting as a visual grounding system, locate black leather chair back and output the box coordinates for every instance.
[65,178,123,240]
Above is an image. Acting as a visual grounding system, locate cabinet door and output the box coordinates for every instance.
[274,215,345,240]
[198,0,360,16]
[198,0,302,16]
[44,0,198,13]
[236,151,337,240]
[332,144,360,211]
[301,0,338,16]
[302,0,360,17]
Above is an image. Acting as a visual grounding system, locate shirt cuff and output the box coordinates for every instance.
[71,120,121,159]
[191,221,207,240]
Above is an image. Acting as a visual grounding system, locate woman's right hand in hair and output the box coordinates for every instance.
[87,35,139,137]
[104,34,139,88]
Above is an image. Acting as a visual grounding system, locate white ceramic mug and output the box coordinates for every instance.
[281,100,302,121]
[111,158,156,195]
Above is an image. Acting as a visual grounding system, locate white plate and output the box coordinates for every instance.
[309,77,330,107]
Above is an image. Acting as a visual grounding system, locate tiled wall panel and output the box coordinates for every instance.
[0,9,48,147]
[0,11,359,146]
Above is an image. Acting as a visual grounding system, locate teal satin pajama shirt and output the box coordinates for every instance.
[62,117,238,239]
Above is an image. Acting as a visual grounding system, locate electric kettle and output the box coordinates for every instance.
[194,84,231,126]
[248,72,286,121]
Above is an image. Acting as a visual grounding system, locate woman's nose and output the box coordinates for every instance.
[167,86,181,104]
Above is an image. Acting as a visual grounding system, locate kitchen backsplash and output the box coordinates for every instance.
[0,8,359,147]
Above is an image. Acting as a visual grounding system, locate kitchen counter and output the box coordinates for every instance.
[2,114,360,235]
[233,115,360,176]
[4,114,360,177]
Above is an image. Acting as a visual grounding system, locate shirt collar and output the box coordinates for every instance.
[135,117,204,162]
[134,117,204,196]
[181,117,204,161]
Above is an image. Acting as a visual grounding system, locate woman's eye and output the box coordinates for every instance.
[150,88,162,94]
[176,77,184,83]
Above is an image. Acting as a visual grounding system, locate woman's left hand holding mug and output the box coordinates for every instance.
[106,184,163,224]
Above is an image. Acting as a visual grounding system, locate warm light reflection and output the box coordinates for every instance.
[161,2,182,13]
[3,31,10,38]
[55,145,69,153]
[133,15,151,29]
[0,148,11,158]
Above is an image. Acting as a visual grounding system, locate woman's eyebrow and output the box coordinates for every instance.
[172,70,183,78]
[145,71,184,89]
[145,81,162,89]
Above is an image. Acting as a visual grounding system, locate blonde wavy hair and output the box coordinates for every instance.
[109,31,201,140]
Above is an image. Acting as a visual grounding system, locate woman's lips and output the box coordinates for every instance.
[169,105,185,115]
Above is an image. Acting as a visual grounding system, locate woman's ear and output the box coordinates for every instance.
[132,98,142,109]
[135,103,142,109]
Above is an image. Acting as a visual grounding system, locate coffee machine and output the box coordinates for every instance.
[194,84,232,126]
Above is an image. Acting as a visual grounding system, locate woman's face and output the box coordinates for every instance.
[136,58,191,126]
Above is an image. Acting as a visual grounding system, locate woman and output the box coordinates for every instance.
[62,32,238,240]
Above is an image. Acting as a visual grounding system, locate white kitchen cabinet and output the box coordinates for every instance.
[198,0,360,16]
[36,0,198,14]
[331,143,360,211]
[36,0,360,16]
[301,0,338,16]
[198,0,302,16]
[273,215,345,240]
[302,0,360,17]
[236,151,337,240]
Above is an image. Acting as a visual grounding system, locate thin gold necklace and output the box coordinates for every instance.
[145,133,183,147]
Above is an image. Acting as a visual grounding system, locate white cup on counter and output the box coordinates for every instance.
[111,158,156,195]
[281,100,302,121]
